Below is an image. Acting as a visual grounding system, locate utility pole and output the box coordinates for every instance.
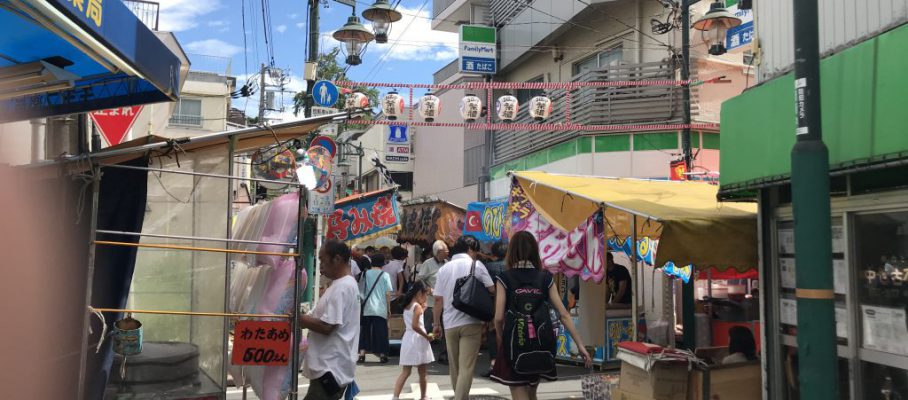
[679,0,697,351]
[305,0,320,118]
[792,0,838,398]
[258,63,267,122]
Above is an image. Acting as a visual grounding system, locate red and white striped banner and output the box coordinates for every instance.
[348,119,719,132]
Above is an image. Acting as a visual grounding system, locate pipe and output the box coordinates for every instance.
[99,163,307,188]
[289,187,306,400]
[94,240,298,258]
[76,166,100,400]
[95,229,297,248]
[89,308,289,319]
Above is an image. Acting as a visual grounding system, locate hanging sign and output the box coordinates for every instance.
[385,125,411,163]
[464,200,508,243]
[231,321,291,366]
[89,106,143,146]
[725,4,754,52]
[399,202,465,246]
[326,188,401,242]
[459,25,496,74]
[669,159,687,181]
[308,177,336,215]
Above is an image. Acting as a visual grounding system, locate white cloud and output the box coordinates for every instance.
[185,39,243,57]
[323,5,458,62]
[157,0,221,31]
[296,22,307,29]
[207,20,229,32]
[290,13,300,20]
[276,24,288,33]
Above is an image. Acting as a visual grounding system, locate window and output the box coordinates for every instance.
[169,98,202,126]
[389,172,413,192]
[515,75,545,107]
[572,45,624,76]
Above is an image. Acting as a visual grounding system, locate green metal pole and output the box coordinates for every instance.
[304,0,319,118]
[791,1,839,398]
[302,216,317,303]
[680,0,697,351]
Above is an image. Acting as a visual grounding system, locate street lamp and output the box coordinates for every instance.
[692,1,742,56]
[362,0,402,44]
[333,13,375,66]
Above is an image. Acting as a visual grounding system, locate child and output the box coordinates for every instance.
[393,281,435,400]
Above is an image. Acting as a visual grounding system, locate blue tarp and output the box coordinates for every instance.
[0,0,181,122]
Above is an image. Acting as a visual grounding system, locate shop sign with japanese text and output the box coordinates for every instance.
[326,189,401,242]
[231,321,291,366]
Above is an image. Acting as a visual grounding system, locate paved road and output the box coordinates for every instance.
[227,352,606,400]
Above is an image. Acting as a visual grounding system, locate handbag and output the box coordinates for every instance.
[452,261,494,321]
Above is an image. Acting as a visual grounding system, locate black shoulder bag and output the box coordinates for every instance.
[452,261,494,321]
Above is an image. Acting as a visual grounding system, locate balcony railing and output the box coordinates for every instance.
[169,115,202,127]
[123,0,160,31]
[492,60,699,164]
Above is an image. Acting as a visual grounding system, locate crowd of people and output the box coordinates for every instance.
[299,235,761,400]
[298,234,592,400]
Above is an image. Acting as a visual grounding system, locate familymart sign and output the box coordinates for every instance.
[459,25,496,74]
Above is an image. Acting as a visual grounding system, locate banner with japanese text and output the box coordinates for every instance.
[508,180,606,282]
[326,188,401,242]
[463,200,508,243]
[399,201,464,246]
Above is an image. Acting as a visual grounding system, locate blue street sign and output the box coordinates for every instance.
[388,125,408,143]
[726,21,754,51]
[312,80,339,107]
[461,56,497,74]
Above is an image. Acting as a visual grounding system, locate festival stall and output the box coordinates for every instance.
[506,171,758,367]
[73,113,349,400]
[325,188,402,244]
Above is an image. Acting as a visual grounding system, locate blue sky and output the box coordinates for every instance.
[156,0,458,119]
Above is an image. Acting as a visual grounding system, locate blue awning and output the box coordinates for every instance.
[0,0,182,122]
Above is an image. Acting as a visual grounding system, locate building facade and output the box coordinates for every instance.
[718,1,908,398]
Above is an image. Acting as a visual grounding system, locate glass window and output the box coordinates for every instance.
[854,211,908,356]
[861,361,908,399]
[170,98,203,126]
[515,75,545,107]
[572,45,624,76]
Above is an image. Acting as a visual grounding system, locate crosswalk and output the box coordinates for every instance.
[354,383,499,400]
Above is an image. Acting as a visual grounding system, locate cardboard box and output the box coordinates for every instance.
[618,361,688,400]
[388,315,405,340]
[688,362,761,400]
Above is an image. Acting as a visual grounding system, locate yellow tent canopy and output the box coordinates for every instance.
[511,171,757,272]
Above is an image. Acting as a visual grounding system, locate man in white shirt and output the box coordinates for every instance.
[383,246,407,298]
[432,235,493,400]
[300,240,360,400]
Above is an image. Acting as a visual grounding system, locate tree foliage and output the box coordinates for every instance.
[292,47,380,116]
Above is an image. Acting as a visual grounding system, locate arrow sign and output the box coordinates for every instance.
[89,106,143,146]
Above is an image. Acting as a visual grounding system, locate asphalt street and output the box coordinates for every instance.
[226,352,609,400]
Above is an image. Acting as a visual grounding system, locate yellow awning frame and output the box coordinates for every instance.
[509,171,758,272]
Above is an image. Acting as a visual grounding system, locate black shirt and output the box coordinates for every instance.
[606,264,633,305]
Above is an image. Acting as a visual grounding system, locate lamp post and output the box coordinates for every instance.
[362,0,402,44]
[333,13,374,66]
[693,1,743,56]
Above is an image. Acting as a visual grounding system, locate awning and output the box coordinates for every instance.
[0,0,183,122]
[398,199,465,247]
[511,171,758,272]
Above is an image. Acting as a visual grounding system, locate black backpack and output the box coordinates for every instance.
[502,270,557,375]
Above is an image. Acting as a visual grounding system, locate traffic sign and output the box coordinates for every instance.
[459,25,496,75]
[312,80,339,107]
[89,106,143,146]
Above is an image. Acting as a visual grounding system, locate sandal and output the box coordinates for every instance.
[357,355,366,363]
[379,355,389,364]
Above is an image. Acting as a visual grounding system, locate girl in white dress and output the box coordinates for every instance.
[393,281,435,400]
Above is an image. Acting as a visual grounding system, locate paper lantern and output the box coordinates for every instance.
[529,95,553,121]
[460,94,482,123]
[382,91,405,120]
[496,94,519,122]
[345,92,369,110]
[418,92,441,122]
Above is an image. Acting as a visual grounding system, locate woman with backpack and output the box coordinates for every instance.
[490,231,592,399]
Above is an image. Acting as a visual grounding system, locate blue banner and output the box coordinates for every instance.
[662,262,693,283]
[326,189,401,242]
[463,200,508,243]
[606,236,656,266]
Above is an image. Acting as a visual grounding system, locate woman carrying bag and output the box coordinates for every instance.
[358,254,393,364]
[490,231,591,400]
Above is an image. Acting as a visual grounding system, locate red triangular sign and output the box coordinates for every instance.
[89,106,143,146]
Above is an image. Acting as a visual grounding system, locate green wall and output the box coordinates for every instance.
[720,23,908,191]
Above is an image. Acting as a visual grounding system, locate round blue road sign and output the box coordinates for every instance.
[312,80,339,108]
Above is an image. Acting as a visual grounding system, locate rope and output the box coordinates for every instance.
[347,119,719,132]
[87,307,107,353]
[93,240,298,257]
[89,307,290,319]
[335,80,695,90]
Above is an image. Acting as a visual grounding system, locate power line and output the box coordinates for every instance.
[241,0,249,77]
